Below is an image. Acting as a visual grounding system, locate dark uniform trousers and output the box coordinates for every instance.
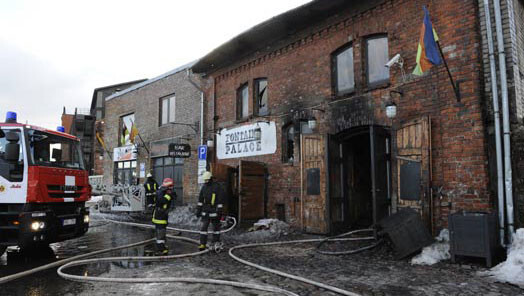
[152,189,174,251]
[197,181,225,246]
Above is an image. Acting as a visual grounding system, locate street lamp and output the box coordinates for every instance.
[254,127,262,141]
[385,101,397,119]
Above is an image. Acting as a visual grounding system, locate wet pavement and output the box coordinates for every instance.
[1,214,523,296]
[0,216,196,295]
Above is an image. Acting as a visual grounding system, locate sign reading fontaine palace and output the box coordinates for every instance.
[217,122,277,159]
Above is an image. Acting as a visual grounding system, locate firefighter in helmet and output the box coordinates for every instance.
[152,178,176,255]
[196,171,225,251]
[144,173,158,209]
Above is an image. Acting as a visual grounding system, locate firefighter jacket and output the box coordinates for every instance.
[196,181,225,219]
[144,178,158,199]
[152,188,175,225]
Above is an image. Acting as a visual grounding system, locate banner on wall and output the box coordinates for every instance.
[217,122,276,160]
[113,145,137,162]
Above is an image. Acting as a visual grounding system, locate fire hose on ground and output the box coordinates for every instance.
[0,215,377,296]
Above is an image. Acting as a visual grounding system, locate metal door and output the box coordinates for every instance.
[301,134,328,234]
[238,160,266,223]
[395,116,432,229]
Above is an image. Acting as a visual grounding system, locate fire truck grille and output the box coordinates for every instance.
[48,192,82,199]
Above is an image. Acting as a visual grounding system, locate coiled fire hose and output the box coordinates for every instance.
[315,228,383,255]
[1,215,364,296]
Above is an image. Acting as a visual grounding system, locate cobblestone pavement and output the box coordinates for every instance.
[1,215,523,296]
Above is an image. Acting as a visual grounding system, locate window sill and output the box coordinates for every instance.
[235,118,249,124]
[365,81,390,92]
[281,162,295,167]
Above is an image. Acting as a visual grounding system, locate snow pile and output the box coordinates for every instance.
[168,205,200,227]
[411,229,450,265]
[237,219,291,241]
[481,228,524,288]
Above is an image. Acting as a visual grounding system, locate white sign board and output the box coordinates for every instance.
[113,145,137,162]
[197,159,207,184]
[217,122,277,160]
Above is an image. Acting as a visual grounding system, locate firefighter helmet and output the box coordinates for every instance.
[162,178,174,188]
[202,171,212,181]
[147,173,153,178]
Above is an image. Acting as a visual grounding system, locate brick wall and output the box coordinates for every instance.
[204,0,491,231]
[104,70,203,203]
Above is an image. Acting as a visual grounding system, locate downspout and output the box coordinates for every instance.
[186,69,204,145]
[493,0,515,241]
[483,0,506,246]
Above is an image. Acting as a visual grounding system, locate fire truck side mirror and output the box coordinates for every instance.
[5,132,20,162]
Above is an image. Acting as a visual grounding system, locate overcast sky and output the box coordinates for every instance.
[0,0,311,128]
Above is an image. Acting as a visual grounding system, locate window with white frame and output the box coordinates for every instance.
[237,83,249,119]
[160,95,176,125]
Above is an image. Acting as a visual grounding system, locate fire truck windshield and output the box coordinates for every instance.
[28,130,85,170]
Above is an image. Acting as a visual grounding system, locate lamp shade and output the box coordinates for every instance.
[308,119,317,130]
[385,102,397,119]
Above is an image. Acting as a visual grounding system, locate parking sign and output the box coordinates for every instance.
[198,145,207,160]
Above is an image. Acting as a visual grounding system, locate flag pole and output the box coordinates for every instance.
[436,41,461,102]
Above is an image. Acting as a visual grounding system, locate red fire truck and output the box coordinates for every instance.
[0,112,90,256]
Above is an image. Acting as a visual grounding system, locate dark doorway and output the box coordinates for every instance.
[329,126,390,234]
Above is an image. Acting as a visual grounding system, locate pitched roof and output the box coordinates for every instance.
[192,0,385,74]
[105,60,197,101]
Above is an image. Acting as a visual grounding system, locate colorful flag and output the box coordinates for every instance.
[413,6,442,76]
[96,132,107,150]
[129,122,139,144]
[121,122,129,146]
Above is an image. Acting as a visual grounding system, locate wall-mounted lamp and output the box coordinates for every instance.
[308,118,317,130]
[207,139,214,148]
[254,127,262,141]
[385,101,397,119]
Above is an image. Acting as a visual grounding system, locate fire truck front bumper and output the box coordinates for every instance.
[17,210,89,248]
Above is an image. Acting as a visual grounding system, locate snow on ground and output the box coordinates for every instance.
[481,228,524,288]
[236,219,291,242]
[411,229,450,265]
[168,205,201,228]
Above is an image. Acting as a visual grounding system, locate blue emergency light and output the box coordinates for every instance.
[6,111,17,123]
[57,126,65,132]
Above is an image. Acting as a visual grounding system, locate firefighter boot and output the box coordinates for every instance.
[155,243,168,256]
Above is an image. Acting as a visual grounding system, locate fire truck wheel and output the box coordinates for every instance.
[0,246,6,257]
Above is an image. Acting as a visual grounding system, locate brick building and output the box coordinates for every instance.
[193,0,524,235]
[61,108,96,174]
[103,62,204,204]
[89,79,147,176]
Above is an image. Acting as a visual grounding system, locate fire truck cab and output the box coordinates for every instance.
[0,112,90,256]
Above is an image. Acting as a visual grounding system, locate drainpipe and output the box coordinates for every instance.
[186,69,204,145]
[493,0,515,241]
[483,0,505,247]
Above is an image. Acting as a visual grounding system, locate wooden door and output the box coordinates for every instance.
[395,117,432,228]
[238,160,266,223]
[370,126,390,224]
[301,134,328,234]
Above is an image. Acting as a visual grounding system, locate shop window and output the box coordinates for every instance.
[152,156,184,205]
[160,95,176,126]
[254,78,268,116]
[114,160,137,185]
[282,123,295,163]
[237,83,249,120]
[366,35,390,86]
[332,44,355,95]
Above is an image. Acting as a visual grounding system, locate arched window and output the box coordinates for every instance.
[282,123,295,163]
